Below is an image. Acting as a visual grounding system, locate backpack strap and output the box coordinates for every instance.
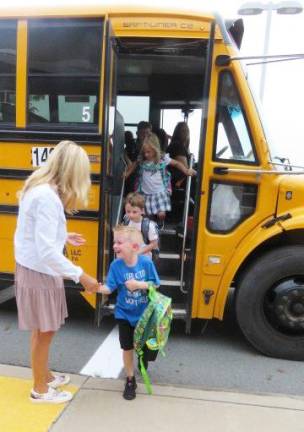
[135,163,143,192]
[141,217,150,245]
[141,218,160,250]
[122,214,130,226]
[159,159,172,195]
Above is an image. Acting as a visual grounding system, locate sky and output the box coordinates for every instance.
[4,0,304,164]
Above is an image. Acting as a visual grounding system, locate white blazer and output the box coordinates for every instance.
[14,183,83,283]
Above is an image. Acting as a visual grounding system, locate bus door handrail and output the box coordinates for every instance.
[115,157,127,226]
[180,154,194,294]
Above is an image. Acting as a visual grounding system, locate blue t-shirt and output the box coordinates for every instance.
[106,255,160,326]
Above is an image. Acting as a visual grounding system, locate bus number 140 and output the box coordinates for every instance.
[31,147,55,167]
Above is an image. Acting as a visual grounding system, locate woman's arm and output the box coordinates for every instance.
[97,283,112,295]
[174,155,188,168]
[34,194,85,283]
[169,158,196,176]
[79,273,100,293]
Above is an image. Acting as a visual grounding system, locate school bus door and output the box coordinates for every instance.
[96,20,123,322]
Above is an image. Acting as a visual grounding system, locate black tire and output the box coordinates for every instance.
[236,245,304,360]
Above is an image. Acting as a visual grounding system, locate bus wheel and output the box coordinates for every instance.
[235,245,304,361]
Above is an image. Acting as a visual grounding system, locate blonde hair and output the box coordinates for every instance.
[19,140,91,213]
[113,225,143,246]
[140,133,161,163]
[125,192,145,210]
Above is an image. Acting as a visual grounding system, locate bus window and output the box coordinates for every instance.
[214,72,257,163]
[117,95,150,136]
[0,20,17,125]
[208,182,257,232]
[27,18,103,127]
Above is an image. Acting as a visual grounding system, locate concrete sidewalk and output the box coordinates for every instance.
[1,364,304,432]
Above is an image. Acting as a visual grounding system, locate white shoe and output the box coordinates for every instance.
[30,387,73,404]
[48,374,70,389]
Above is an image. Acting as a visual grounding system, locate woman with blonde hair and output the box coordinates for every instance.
[14,140,99,404]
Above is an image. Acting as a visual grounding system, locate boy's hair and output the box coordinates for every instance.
[113,225,144,246]
[125,192,145,210]
[137,121,152,132]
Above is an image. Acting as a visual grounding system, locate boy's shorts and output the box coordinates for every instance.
[117,319,135,350]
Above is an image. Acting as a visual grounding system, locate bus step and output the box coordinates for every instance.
[156,256,181,278]
[172,307,187,319]
[158,252,180,259]
[160,278,184,287]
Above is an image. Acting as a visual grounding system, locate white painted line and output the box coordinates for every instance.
[80,326,123,378]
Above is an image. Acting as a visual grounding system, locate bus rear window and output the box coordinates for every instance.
[0,20,17,125]
[27,18,103,128]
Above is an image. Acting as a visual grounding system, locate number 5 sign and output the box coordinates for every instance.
[31,147,55,167]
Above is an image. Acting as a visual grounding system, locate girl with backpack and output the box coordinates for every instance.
[125,133,196,228]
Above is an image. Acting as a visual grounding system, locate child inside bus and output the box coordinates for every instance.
[97,225,160,400]
[122,192,159,260]
[125,133,196,228]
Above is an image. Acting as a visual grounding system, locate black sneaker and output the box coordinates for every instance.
[123,376,137,400]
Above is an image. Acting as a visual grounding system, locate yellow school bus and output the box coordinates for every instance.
[1,3,304,360]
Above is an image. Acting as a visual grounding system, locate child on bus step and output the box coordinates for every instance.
[125,133,196,228]
[122,192,159,260]
[97,225,160,400]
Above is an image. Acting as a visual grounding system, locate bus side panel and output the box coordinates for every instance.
[0,178,101,211]
[0,214,15,273]
[0,142,101,306]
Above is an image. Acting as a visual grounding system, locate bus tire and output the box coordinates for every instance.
[235,245,304,361]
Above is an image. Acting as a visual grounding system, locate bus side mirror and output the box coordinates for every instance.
[226,18,244,49]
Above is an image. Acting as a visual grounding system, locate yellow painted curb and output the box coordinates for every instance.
[0,376,78,432]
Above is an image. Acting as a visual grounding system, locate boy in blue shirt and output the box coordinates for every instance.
[98,225,160,400]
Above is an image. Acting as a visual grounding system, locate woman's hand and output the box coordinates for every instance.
[79,272,99,293]
[66,232,86,246]
[187,168,197,176]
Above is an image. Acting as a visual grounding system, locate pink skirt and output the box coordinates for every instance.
[15,263,68,332]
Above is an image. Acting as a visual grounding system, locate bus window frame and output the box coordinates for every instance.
[25,17,104,132]
[0,19,17,130]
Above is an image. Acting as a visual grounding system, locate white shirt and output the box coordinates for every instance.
[14,184,83,283]
[140,153,171,195]
[127,219,159,243]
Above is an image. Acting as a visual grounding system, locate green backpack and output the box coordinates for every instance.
[133,285,173,394]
